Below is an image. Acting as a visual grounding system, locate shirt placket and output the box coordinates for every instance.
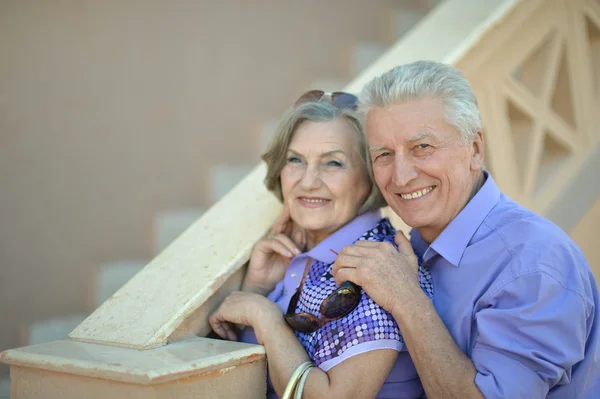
[282,255,310,305]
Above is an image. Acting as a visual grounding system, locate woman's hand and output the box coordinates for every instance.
[208,291,286,343]
[242,204,306,296]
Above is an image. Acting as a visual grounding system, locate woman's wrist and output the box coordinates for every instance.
[253,310,289,345]
[241,276,273,296]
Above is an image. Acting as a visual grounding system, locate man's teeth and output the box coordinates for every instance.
[301,198,328,203]
[400,186,434,200]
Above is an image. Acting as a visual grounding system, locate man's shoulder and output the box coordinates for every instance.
[488,194,575,242]
[480,193,591,292]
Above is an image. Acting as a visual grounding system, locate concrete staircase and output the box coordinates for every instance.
[0,3,436,396]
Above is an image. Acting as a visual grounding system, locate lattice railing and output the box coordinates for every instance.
[471,0,600,211]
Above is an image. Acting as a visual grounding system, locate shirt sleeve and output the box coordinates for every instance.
[472,270,590,399]
[309,291,404,372]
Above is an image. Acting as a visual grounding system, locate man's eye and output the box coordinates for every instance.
[376,152,390,160]
[327,160,343,167]
[417,144,430,149]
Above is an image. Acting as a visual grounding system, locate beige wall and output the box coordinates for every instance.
[571,196,600,279]
[0,0,405,370]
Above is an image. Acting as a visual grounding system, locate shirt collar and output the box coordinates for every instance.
[412,171,501,267]
[305,210,382,264]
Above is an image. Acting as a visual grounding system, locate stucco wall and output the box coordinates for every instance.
[0,0,407,369]
[570,195,600,278]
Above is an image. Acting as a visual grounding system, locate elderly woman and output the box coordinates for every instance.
[209,91,433,398]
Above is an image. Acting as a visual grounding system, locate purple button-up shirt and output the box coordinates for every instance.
[410,172,600,398]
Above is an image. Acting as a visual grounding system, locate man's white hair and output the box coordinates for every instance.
[359,61,482,144]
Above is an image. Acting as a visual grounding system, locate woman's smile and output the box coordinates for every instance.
[297,196,332,208]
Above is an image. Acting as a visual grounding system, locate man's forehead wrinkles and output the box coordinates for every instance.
[408,132,435,142]
[369,145,387,151]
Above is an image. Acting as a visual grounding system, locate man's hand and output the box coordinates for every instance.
[332,231,423,317]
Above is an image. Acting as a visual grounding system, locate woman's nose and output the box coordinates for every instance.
[299,166,322,190]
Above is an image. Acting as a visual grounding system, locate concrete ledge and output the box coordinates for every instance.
[0,338,265,386]
[10,361,266,399]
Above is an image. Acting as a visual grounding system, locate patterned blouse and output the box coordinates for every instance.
[292,217,434,371]
[239,210,434,398]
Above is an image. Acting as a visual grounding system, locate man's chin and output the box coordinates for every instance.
[389,209,431,229]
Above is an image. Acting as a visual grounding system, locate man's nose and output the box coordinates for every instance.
[391,154,418,187]
[299,165,322,190]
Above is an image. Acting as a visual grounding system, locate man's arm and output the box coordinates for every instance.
[386,288,483,398]
[332,234,484,399]
[333,234,590,399]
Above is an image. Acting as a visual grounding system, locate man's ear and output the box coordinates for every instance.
[470,130,485,171]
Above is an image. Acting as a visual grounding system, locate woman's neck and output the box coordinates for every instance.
[305,230,329,252]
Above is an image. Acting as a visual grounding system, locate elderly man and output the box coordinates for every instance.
[333,61,600,398]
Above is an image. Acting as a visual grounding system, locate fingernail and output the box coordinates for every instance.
[294,248,301,255]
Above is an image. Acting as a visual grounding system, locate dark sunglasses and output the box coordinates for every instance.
[285,255,362,333]
[294,90,359,110]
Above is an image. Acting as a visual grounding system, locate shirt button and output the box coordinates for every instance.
[291,273,297,278]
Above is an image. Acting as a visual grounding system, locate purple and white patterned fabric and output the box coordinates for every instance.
[240,211,432,398]
[292,217,433,371]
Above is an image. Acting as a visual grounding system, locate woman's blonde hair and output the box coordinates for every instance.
[262,100,386,214]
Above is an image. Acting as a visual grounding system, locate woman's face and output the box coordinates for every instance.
[280,119,371,240]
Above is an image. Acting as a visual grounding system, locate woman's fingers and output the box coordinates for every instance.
[209,312,238,341]
[270,234,301,256]
[271,202,293,235]
[209,292,252,341]
[255,233,300,258]
[210,319,238,341]
[257,237,294,258]
[268,203,307,253]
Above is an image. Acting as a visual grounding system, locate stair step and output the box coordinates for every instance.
[394,9,428,39]
[19,313,89,346]
[209,164,255,203]
[0,375,9,399]
[352,41,389,76]
[154,209,206,254]
[94,260,146,307]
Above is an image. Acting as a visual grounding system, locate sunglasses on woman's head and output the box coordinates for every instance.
[285,256,362,333]
[294,90,359,110]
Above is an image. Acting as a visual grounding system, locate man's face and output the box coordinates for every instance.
[366,97,484,243]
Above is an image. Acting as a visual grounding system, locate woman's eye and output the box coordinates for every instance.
[287,156,301,164]
[327,160,343,167]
